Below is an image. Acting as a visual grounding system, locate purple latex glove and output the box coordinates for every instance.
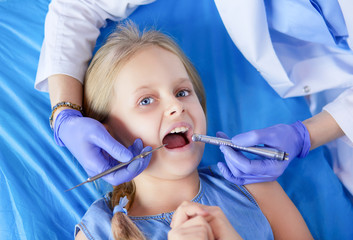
[217,121,311,185]
[54,109,152,185]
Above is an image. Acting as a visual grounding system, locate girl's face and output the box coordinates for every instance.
[106,45,207,180]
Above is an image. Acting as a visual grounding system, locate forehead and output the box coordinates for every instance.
[113,45,191,91]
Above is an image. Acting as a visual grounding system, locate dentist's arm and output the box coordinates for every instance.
[304,111,344,150]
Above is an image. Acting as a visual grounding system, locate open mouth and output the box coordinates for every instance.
[162,127,190,149]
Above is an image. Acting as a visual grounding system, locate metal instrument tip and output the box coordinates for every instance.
[65,180,89,192]
[65,143,167,192]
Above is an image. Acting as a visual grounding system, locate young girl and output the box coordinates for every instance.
[74,22,313,240]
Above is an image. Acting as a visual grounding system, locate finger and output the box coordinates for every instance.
[127,158,149,174]
[98,145,153,185]
[231,129,268,147]
[128,138,143,156]
[220,145,277,175]
[102,160,147,185]
[220,145,254,173]
[217,160,246,180]
[217,161,277,185]
[216,131,230,139]
[217,162,274,183]
[242,176,277,184]
[219,146,255,178]
[168,224,212,240]
[92,129,133,162]
[201,206,243,240]
[217,162,245,185]
[141,145,153,155]
[103,166,135,185]
[221,137,290,177]
[179,215,214,240]
[218,148,246,177]
[127,146,152,175]
[171,202,208,229]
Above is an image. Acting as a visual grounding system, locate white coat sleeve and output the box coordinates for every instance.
[35,0,155,92]
[319,0,353,145]
[323,88,353,145]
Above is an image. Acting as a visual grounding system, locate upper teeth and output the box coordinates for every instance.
[170,127,189,134]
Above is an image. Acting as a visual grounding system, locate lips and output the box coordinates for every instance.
[162,124,192,149]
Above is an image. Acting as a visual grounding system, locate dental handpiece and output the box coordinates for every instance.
[192,134,289,161]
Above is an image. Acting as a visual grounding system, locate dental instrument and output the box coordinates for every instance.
[66,144,166,192]
[192,134,288,161]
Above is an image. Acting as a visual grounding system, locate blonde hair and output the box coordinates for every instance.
[83,21,206,240]
[84,21,206,123]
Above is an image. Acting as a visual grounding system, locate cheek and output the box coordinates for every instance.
[107,116,135,147]
[192,102,207,133]
[119,112,159,146]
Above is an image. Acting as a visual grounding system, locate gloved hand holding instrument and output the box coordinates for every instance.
[66,144,165,191]
[194,121,311,185]
[53,108,153,186]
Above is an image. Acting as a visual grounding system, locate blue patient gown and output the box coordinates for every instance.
[75,166,273,240]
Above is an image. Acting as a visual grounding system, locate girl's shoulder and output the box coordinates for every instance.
[198,165,259,207]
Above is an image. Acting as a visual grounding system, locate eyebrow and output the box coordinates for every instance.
[132,78,191,94]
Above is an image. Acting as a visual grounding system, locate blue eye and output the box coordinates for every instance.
[139,97,154,106]
[176,89,190,97]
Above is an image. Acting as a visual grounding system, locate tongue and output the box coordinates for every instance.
[163,133,187,149]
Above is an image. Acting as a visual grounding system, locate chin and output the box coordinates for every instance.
[142,138,204,178]
[144,154,201,180]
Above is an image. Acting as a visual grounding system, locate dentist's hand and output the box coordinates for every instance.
[53,109,151,185]
[217,121,311,185]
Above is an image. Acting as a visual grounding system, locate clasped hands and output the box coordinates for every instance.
[168,201,242,240]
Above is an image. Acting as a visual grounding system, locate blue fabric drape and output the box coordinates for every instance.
[1,0,352,239]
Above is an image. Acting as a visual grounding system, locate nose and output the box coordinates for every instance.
[165,97,185,117]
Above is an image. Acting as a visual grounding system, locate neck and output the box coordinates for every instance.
[129,170,200,216]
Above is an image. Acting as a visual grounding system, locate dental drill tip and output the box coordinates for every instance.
[191,133,201,142]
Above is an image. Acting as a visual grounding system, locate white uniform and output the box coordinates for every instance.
[214,0,353,195]
[35,0,353,195]
[35,0,155,91]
